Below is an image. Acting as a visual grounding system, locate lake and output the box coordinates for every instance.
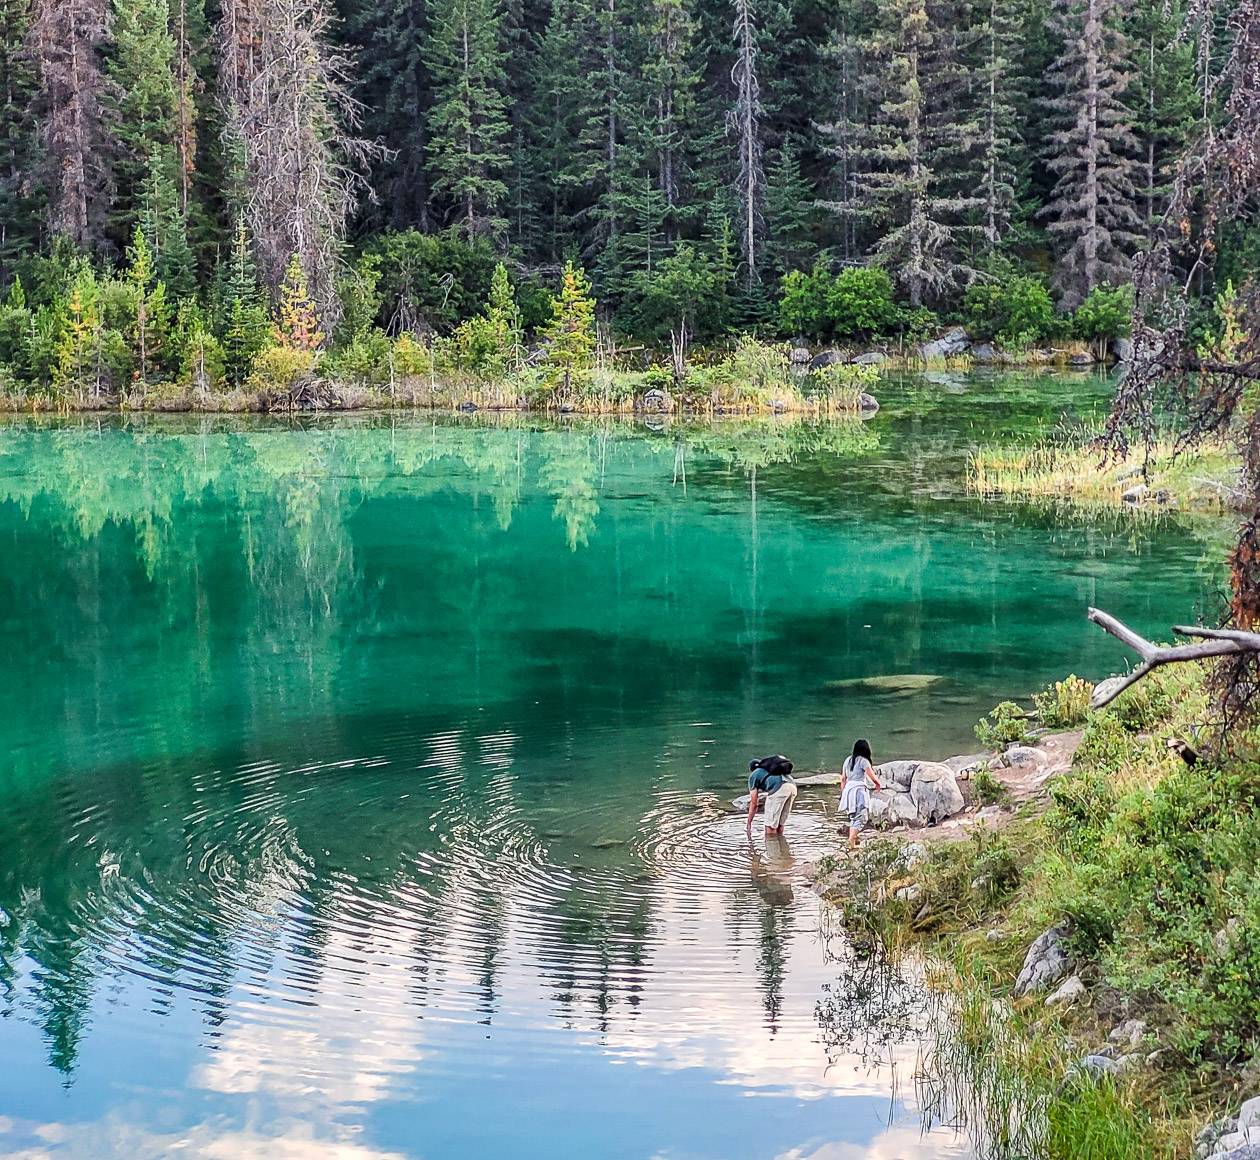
[0,372,1224,1159]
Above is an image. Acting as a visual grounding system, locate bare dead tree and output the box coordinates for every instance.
[727,0,764,289]
[1097,0,1260,725]
[28,0,116,250]
[217,0,380,330]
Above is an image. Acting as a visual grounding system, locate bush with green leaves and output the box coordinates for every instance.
[1072,284,1133,344]
[778,263,897,342]
[975,701,1032,748]
[620,244,730,343]
[972,765,1009,806]
[1033,674,1093,728]
[963,272,1055,348]
[362,229,498,334]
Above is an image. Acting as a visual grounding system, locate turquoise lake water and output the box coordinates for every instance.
[0,372,1226,1158]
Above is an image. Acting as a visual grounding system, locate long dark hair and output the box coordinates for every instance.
[850,738,872,764]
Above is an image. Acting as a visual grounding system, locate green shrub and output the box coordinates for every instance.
[250,344,317,389]
[1033,674,1094,728]
[972,765,1009,806]
[777,262,896,342]
[1073,284,1133,344]
[975,701,1032,748]
[324,330,392,388]
[1074,712,1130,775]
[963,272,1054,348]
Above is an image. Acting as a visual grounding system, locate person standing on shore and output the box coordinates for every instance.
[745,755,798,838]
[839,739,881,851]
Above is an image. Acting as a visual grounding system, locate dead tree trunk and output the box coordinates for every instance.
[1087,607,1260,707]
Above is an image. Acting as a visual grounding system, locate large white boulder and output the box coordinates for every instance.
[909,762,964,824]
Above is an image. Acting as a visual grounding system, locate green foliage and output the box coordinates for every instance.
[620,245,729,343]
[963,272,1055,347]
[363,230,498,335]
[975,701,1031,748]
[778,263,897,342]
[1033,674,1093,728]
[972,765,1009,806]
[1073,284,1134,343]
[541,261,597,391]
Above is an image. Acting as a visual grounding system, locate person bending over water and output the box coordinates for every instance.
[839,739,882,851]
[745,755,798,838]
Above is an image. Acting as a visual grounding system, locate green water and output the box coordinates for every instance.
[0,372,1223,1159]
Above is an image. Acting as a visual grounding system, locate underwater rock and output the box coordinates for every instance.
[825,674,946,694]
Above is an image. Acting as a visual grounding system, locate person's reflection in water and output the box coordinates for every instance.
[748,834,796,1034]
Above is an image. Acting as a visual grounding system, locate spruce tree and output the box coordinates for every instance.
[643,0,702,242]
[1041,0,1142,307]
[0,0,37,272]
[543,261,596,391]
[424,0,511,237]
[852,0,982,307]
[139,149,196,299]
[815,16,865,265]
[107,0,180,244]
[766,139,814,276]
[971,0,1023,248]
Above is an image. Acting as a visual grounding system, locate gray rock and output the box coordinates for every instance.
[879,760,921,792]
[808,349,847,372]
[909,762,965,825]
[857,391,880,412]
[790,346,812,365]
[1121,483,1150,504]
[1045,974,1086,1007]
[971,342,998,363]
[1014,925,1072,997]
[1198,1117,1240,1159]
[1115,463,1145,483]
[1108,1019,1148,1050]
[1216,1146,1260,1160]
[986,928,1004,942]
[640,388,673,413]
[850,351,887,366]
[1092,675,1128,707]
[1240,1097,1260,1132]
[1004,745,1048,771]
[1112,336,1134,362]
[916,326,971,361]
[893,883,922,903]
[1069,351,1096,367]
[869,789,920,827]
[900,842,928,871]
[1070,1054,1122,1080]
[943,753,991,776]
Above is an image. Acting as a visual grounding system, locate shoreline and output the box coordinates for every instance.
[807,667,1255,1159]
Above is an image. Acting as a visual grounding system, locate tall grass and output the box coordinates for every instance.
[969,436,1239,511]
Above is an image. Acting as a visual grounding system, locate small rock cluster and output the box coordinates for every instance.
[1196,1098,1260,1159]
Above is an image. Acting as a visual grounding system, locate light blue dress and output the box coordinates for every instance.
[839,756,873,826]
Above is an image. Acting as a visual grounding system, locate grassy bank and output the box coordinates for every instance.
[818,665,1260,1158]
[970,436,1241,513]
[0,339,882,416]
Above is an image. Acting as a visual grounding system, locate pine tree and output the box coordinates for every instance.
[107,0,180,243]
[0,0,37,271]
[728,0,766,288]
[28,0,116,250]
[972,0,1023,248]
[527,0,603,260]
[766,139,814,276]
[274,254,325,351]
[424,0,511,237]
[215,219,270,387]
[1126,0,1197,237]
[1040,0,1142,307]
[139,149,196,299]
[643,0,701,242]
[543,261,596,390]
[851,0,982,307]
[815,16,865,265]
[125,227,172,382]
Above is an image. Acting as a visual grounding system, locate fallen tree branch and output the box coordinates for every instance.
[1087,607,1260,707]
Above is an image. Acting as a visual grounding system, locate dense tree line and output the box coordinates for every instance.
[0,0,1250,395]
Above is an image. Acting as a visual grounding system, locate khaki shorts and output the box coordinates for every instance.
[764,781,798,830]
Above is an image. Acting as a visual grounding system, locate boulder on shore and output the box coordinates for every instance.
[790,345,812,365]
[1014,925,1072,996]
[916,326,971,361]
[909,761,965,824]
[850,351,887,366]
[808,349,847,372]
[858,392,880,412]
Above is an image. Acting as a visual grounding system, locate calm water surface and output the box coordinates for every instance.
[0,372,1225,1158]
